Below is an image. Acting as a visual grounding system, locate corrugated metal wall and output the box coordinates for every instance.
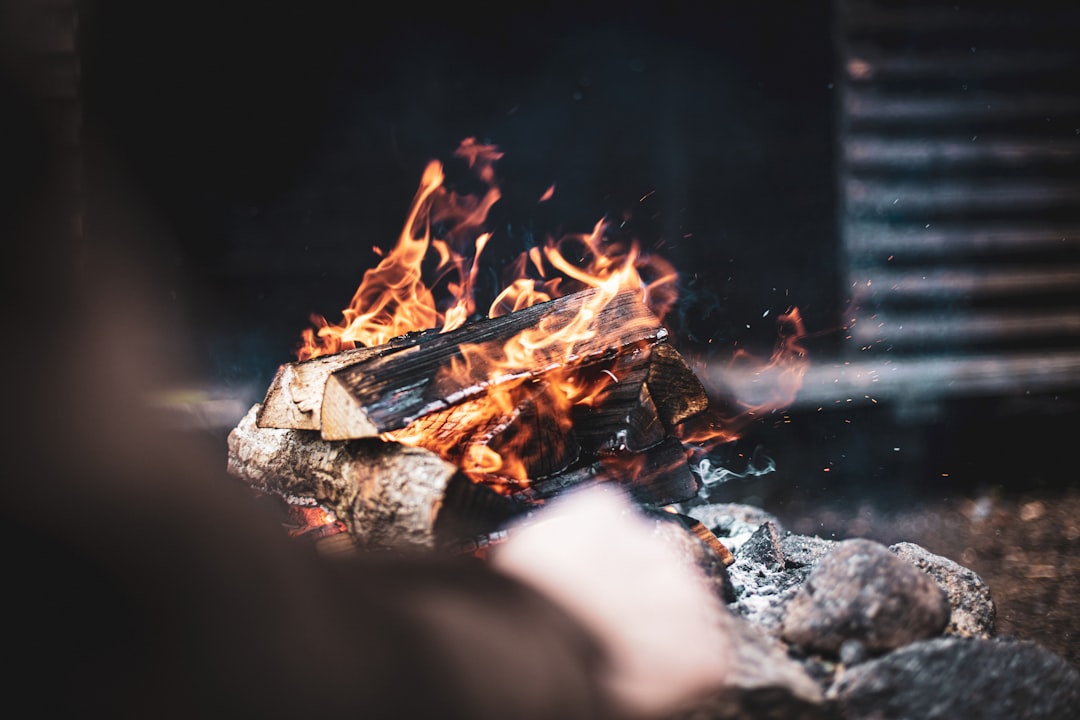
[833,0,1080,403]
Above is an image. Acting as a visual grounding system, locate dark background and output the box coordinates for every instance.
[78,0,839,386]
[75,0,1080,510]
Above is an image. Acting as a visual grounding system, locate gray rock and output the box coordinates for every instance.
[829,636,1080,720]
[723,526,833,637]
[779,533,835,569]
[737,521,785,572]
[727,564,809,636]
[780,538,950,656]
[889,541,996,639]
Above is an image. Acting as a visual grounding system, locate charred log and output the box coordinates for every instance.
[571,349,665,454]
[388,379,581,491]
[523,436,701,508]
[256,328,441,431]
[319,287,669,440]
[646,341,710,428]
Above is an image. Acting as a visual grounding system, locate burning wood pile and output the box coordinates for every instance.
[225,139,771,554]
[227,284,720,552]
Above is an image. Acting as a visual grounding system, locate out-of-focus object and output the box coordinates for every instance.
[833,0,1080,414]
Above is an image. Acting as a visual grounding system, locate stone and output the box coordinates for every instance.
[889,541,996,639]
[780,538,950,656]
[737,521,785,572]
[829,636,1080,720]
[779,533,835,569]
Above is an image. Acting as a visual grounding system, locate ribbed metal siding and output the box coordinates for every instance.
[836,0,1080,374]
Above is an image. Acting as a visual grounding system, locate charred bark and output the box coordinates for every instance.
[319,287,669,440]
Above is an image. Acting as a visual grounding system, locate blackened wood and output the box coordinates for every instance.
[387,380,581,487]
[523,436,700,507]
[646,341,710,428]
[463,380,581,480]
[256,328,440,430]
[603,436,701,507]
[320,287,668,440]
[570,349,666,453]
[228,404,520,550]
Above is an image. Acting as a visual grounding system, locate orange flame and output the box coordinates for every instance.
[296,138,808,491]
[677,307,810,454]
[298,139,503,360]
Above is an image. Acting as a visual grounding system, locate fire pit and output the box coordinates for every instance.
[222,140,1079,718]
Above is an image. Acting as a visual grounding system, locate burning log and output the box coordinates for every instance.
[570,341,709,453]
[570,352,666,453]
[227,405,522,550]
[231,285,718,550]
[319,286,669,441]
[255,328,440,431]
[646,341,711,427]
[456,379,582,481]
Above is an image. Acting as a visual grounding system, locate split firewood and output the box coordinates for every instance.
[228,404,522,550]
[387,379,582,490]
[646,341,710,428]
[256,328,441,431]
[458,379,581,481]
[571,350,666,453]
[320,286,669,441]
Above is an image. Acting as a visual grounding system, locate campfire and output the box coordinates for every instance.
[226,138,807,554]
[222,138,1080,718]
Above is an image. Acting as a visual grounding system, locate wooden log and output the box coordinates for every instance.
[386,380,581,490]
[256,328,440,430]
[461,379,581,481]
[646,341,710,428]
[603,436,702,507]
[320,286,669,440]
[228,404,522,550]
[571,349,666,453]
[523,436,700,508]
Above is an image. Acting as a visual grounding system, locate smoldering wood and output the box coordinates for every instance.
[463,379,582,480]
[228,404,522,550]
[523,436,701,508]
[646,341,711,428]
[603,436,702,507]
[672,513,736,566]
[389,379,581,485]
[570,349,666,454]
[319,287,669,441]
[256,328,441,431]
